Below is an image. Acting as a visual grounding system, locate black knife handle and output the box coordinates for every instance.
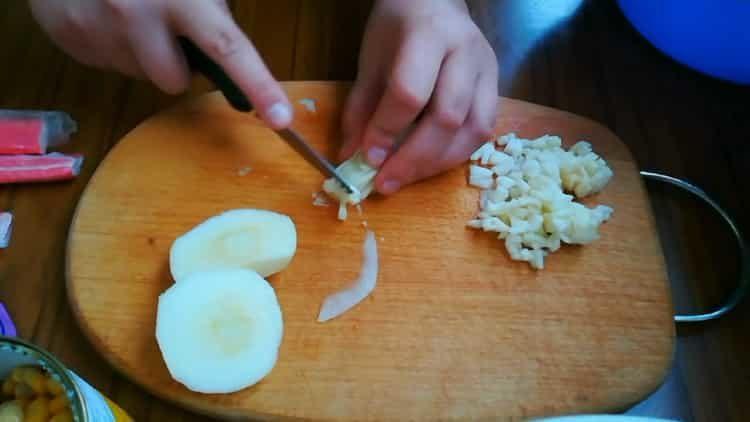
[178,36,253,112]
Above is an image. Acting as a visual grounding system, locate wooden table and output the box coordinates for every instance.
[1,1,748,421]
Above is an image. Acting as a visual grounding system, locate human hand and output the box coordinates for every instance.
[29,0,293,129]
[340,0,499,194]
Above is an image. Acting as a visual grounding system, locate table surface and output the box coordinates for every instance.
[0,1,748,421]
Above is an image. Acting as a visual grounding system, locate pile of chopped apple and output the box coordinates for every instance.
[467,133,614,269]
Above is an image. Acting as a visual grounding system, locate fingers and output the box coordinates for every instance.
[374,50,482,194]
[439,69,500,170]
[358,32,445,168]
[126,12,190,94]
[30,0,110,70]
[471,61,500,140]
[379,93,495,196]
[105,41,145,80]
[430,50,476,131]
[374,116,455,194]
[168,0,292,128]
[339,75,383,161]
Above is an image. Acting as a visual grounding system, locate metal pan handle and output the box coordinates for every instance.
[640,171,750,322]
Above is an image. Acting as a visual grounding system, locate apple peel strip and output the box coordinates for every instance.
[318,230,378,322]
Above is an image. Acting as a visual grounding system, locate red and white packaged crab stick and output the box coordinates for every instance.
[0,212,11,248]
[0,153,83,184]
[0,110,77,154]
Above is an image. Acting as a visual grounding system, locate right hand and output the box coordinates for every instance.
[29,0,293,129]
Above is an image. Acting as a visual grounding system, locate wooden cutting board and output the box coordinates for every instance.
[67,82,674,421]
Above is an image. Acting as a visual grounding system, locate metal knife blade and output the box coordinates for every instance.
[275,128,356,194]
[178,36,355,193]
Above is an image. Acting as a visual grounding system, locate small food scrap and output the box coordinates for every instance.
[170,209,297,280]
[318,230,378,322]
[312,191,330,207]
[237,166,252,176]
[469,164,493,189]
[0,301,16,336]
[467,133,614,269]
[0,153,83,184]
[0,365,72,421]
[298,98,317,113]
[0,212,12,248]
[156,269,283,394]
[0,110,77,155]
[322,151,377,220]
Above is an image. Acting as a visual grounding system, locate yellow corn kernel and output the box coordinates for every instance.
[1,377,15,396]
[105,396,133,422]
[0,400,24,422]
[49,408,73,422]
[9,367,24,383]
[24,396,50,422]
[13,382,33,400]
[18,367,46,395]
[49,395,68,415]
[15,398,30,412]
[45,377,65,396]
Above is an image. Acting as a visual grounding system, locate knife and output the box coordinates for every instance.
[178,36,356,194]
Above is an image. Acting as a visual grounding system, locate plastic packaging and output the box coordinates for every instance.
[0,303,15,337]
[0,110,77,154]
[0,153,83,184]
[0,212,11,248]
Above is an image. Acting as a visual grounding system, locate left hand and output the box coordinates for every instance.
[339,0,499,195]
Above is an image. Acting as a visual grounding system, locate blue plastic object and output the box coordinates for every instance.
[0,302,16,336]
[616,0,750,85]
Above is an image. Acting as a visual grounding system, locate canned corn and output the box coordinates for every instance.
[0,336,132,422]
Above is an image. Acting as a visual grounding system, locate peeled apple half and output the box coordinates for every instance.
[156,269,284,394]
[170,209,296,280]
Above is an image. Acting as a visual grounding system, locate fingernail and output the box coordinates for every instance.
[380,179,400,195]
[367,147,388,167]
[267,103,292,127]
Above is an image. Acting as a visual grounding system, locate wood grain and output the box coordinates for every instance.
[66,82,673,421]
